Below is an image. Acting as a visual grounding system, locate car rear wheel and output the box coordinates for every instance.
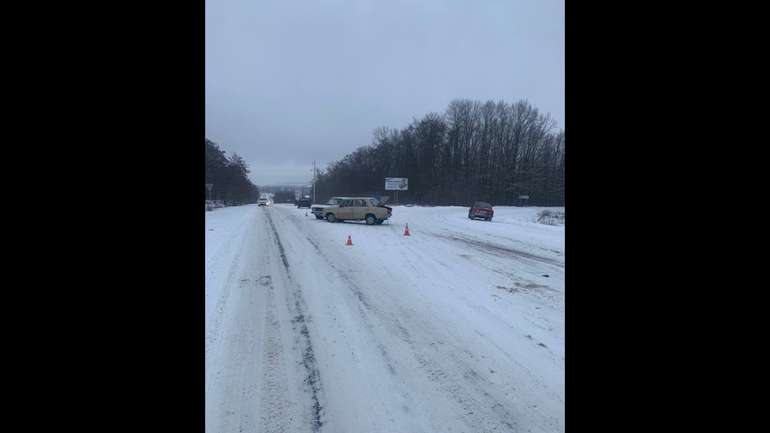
[365,215,376,225]
[326,213,337,223]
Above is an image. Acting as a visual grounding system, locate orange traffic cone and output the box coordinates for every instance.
[346,235,353,246]
[404,224,411,236]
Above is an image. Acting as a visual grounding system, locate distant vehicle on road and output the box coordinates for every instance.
[296,197,311,208]
[468,201,494,221]
[320,197,392,225]
[258,197,272,207]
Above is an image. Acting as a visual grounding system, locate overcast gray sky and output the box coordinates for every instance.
[206,0,564,186]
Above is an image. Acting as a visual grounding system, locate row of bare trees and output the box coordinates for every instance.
[314,99,564,206]
[206,138,260,205]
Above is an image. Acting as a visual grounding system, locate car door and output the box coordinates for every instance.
[351,199,367,219]
[336,199,353,219]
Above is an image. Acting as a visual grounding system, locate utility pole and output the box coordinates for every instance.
[312,160,316,204]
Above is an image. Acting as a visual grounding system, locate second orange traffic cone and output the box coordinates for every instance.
[346,235,353,246]
[404,224,411,236]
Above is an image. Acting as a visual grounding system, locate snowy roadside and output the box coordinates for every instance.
[205,205,259,330]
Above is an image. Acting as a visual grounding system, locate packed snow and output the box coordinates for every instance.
[206,204,565,433]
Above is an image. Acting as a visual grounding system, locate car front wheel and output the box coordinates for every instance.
[365,215,376,225]
[326,213,337,223]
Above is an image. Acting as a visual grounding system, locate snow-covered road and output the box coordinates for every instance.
[206,204,565,433]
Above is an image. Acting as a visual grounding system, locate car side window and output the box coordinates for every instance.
[341,200,352,207]
[355,199,366,207]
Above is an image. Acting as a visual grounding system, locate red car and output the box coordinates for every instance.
[468,201,494,221]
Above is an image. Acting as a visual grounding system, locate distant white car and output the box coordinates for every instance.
[258,198,272,207]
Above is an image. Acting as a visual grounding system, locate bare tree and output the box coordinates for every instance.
[314,99,564,206]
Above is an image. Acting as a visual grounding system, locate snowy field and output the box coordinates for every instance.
[205,204,565,433]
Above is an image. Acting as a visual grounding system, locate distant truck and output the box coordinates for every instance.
[313,196,391,225]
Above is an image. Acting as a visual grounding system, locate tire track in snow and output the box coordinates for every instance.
[280,212,426,428]
[432,232,564,269]
[258,273,293,433]
[389,309,523,433]
[289,216,400,376]
[265,209,325,432]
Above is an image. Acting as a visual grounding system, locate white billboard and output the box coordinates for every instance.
[385,177,408,190]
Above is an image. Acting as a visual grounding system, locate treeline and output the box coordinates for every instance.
[314,99,564,206]
[206,138,260,205]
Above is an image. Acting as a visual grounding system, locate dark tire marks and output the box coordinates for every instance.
[433,232,563,268]
[264,210,325,432]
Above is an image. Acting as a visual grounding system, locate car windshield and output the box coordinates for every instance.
[328,198,340,205]
[476,202,492,208]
